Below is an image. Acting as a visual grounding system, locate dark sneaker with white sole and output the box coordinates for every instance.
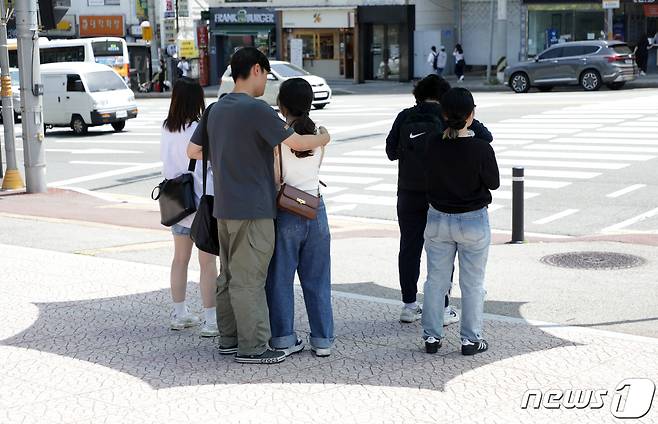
[461,339,489,356]
[235,348,286,364]
[425,336,442,354]
[217,344,238,355]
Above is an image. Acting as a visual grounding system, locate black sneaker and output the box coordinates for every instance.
[217,344,238,355]
[425,336,442,354]
[461,339,488,356]
[280,338,305,357]
[235,349,286,364]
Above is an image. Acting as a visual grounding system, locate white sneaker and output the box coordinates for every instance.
[199,320,219,337]
[311,345,331,357]
[400,305,422,323]
[640,71,646,76]
[170,312,200,330]
[443,306,460,326]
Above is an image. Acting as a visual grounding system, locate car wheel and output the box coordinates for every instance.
[510,72,530,93]
[71,116,88,135]
[538,86,554,92]
[580,70,602,91]
[111,121,126,132]
[313,104,327,110]
[607,82,625,90]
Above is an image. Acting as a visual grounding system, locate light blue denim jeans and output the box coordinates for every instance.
[421,206,490,342]
[265,199,334,350]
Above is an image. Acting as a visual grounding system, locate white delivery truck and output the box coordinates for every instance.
[41,62,138,135]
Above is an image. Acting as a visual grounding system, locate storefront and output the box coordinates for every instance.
[279,7,356,79]
[208,7,277,86]
[523,1,605,57]
[357,5,415,82]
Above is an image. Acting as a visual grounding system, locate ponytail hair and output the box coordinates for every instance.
[440,87,475,140]
[277,78,317,158]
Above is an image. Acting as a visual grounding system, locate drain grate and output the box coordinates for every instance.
[540,251,646,270]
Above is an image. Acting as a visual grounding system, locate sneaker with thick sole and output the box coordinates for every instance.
[170,313,201,330]
[217,344,238,355]
[235,349,286,364]
[425,336,442,354]
[400,305,422,323]
[461,339,489,356]
[200,321,219,337]
[310,345,331,357]
[443,306,460,326]
[280,338,305,357]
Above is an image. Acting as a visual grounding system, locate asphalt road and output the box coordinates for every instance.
[6,88,658,237]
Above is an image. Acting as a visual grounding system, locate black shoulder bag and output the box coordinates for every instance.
[190,103,219,256]
[152,159,197,227]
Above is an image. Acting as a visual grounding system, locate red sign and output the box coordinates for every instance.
[644,4,658,15]
[197,25,209,86]
[79,16,125,37]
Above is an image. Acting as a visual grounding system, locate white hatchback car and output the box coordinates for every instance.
[217,60,332,109]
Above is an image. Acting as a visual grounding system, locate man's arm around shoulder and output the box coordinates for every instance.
[282,126,330,151]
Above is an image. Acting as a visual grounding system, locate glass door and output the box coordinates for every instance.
[371,24,385,79]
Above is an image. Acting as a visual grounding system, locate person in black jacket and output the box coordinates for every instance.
[421,87,499,356]
[386,74,492,325]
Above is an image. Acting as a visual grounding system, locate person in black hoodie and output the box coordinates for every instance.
[386,74,492,325]
[421,87,499,356]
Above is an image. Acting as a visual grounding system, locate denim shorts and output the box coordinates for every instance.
[171,223,191,236]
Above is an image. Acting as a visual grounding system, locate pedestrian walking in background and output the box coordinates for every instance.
[421,87,499,356]
[453,44,465,82]
[266,78,334,358]
[428,46,438,74]
[436,46,448,76]
[187,47,330,365]
[634,34,651,76]
[177,56,190,78]
[159,57,167,92]
[160,78,218,337]
[386,74,493,326]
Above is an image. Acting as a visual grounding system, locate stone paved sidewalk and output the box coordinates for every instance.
[1,243,657,424]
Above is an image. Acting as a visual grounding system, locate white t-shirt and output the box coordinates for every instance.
[427,51,436,64]
[160,121,214,228]
[177,61,190,77]
[437,51,448,68]
[280,145,323,195]
[454,51,465,63]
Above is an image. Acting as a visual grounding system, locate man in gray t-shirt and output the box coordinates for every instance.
[188,47,330,364]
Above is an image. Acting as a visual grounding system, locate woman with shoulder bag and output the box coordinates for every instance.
[160,78,218,337]
[265,78,334,358]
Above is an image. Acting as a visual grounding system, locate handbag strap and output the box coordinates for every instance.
[200,102,216,195]
[187,159,196,172]
[278,139,326,191]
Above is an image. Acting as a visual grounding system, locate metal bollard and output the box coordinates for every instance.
[510,167,525,244]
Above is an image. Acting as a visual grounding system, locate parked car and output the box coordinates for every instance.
[217,60,332,109]
[504,40,637,93]
[0,68,22,122]
[41,62,138,135]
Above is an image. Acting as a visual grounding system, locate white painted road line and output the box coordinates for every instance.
[601,207,658,233]
[499,178,570,189]
[496,158,628,170]
[54,139,160,145]
[488,133,556,140]
[324,157,392,166]
[327,193,397,206]
[549,137,658,146]
[321,186,348,195]
[17,148,143,155]
[69,161,150,166]
[364,184,397,192]
[498,150,654,161]
[533,209,579,225]
[498,168,600,179]
[330,119,394,135]
[570,132,654,139]
[492,190,540,200]
[502,118,623,124]
[326,204,358,214]
[525,144,658,153]
[606,184,646,198]
[319,175,382,184]
[48,162,163,187]
[320,165,397,175]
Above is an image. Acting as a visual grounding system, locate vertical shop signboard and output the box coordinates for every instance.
[197,25,209,86]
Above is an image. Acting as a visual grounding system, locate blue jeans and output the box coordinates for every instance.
[421,206,490,342]
[266,199,334,349]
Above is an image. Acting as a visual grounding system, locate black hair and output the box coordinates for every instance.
[277,78,316,158]
[163,77,205,133]
[413,74,451,103]
[230,46,271,82]
[455,44,464,54]
[440,87,475,139]
[431,46,437,52]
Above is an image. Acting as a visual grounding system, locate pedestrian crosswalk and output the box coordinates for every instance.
[320,93,658,229]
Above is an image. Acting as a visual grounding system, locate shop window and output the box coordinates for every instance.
[299,34,316,59]
[319,34,334,59]
[293,32,337,60]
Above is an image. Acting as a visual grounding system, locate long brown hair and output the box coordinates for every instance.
[277,78,316,158]
[163,77,205,133]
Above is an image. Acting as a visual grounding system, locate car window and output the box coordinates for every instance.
[612,44,632,55]
[10,70,19,86]
[84,71,127,92]
[561,46,584,57]
[66,74,85,92]
[538,48,562,60]
[582,46,599,55]
[271,63,309,77]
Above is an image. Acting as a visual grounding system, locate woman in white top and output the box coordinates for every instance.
[160,78,217,337]
[453,43,465,82]
[265,78,334,357]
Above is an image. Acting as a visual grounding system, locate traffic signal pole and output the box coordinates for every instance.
[0,0,25,190]
[15,0,46,193]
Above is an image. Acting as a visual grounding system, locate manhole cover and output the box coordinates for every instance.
[540,251,646,270]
